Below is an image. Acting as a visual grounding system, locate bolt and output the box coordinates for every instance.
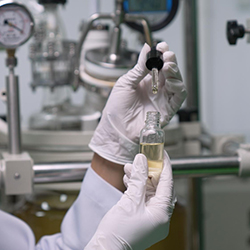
[14,173,20,179]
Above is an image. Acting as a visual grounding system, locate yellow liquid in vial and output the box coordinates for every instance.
[140,143,164,178]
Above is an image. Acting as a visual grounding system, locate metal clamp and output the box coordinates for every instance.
[1,152,33,195]
[237,144,250,177]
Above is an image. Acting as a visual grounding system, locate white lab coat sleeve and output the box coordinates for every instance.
[0,210,36,250]
[36,166,123,250]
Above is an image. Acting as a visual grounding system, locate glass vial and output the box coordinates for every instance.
[139,111,165,179]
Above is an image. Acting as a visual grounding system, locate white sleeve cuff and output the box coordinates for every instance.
[59,166,123,249]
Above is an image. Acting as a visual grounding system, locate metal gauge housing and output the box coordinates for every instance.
[0,1,34,49]
[124,0,179,32]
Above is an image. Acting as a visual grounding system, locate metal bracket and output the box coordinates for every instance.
[237,144,250,177]
[1,152,33,195]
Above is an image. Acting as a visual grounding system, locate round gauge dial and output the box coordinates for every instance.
[0,1,34,48]
[124,0,179,32]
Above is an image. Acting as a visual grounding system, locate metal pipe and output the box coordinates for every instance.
[6,68,22,154]
[72,13,113,90]
[89,0,100,14]
[108,26,121,59]
[187,178,203,250]
[140,18,153,47]
[34,162,89,184]
[172,155,239,176]
[125,14,153,46]
[183,0,202,248]
[33,155,240,184]
[184,0,199,112]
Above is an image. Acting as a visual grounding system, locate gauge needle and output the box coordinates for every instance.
[4,20,23,33]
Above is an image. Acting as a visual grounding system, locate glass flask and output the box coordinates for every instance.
[29,87,83,130]
[28,2,84,130]
[139,111,165,179]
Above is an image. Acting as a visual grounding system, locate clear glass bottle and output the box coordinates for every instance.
[139,111,165,179]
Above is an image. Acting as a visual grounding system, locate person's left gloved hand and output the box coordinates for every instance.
[123,160,159,202]
[89,42,187,165]
[123,151,177,202]
[84,152,175,250]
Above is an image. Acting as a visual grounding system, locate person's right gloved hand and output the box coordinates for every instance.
[84,151,175,250]
[89,42,187,165]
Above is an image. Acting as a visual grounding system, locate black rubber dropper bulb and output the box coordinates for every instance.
[146,46,164,94]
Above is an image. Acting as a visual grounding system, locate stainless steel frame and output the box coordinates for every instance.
[6,51,22,155]
[33,155,240,184]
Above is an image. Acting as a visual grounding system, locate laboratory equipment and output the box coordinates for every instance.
[75,0,181,122]
[146,46,164,94]
[140,111,165,179]
[75,0,153,94]
[19,0,183,163]
[0,0,34,195]
[28,0,100,131]
[1,1,250,249]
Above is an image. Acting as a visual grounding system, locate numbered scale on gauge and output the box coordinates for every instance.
[0,1,34,48]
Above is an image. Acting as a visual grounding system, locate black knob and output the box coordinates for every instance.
[146,47,164,71]
[227,20,245,45]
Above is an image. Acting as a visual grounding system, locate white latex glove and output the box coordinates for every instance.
[89,42,187,165]
[84,152,175,250]
[124,159,159,202]
[124,151,176,202]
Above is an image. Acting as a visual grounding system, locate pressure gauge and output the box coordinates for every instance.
[0,0,34,49]
[124,0,179,32]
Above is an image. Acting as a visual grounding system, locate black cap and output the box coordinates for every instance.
[146,46,163,71]
[38,0,66,4]
[227,20,245,45]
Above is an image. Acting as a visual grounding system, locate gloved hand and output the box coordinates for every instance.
[89,42,187,165]
[124,159,159,202]
[124,151,176,202]
[84,152,175,250]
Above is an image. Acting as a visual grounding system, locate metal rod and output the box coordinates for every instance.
[108,26,121,59]
[184,0,199,112]
[125,14,153,46]
[6,68,22,154]
[183,0,202,248]
[34,162,89,184]
[187,178,203,250]
[33,155,240,184]
[172,155,239,173]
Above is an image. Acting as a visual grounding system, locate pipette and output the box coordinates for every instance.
[145,47,164,94]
